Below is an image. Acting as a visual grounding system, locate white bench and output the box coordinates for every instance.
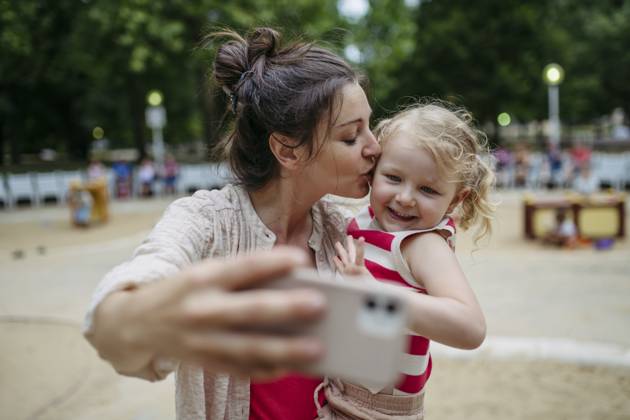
[0,176,9,208]
[6,173,36,207]
[33,172,64,205]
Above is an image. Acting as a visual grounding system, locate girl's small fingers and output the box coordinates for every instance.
[355,237,365,266]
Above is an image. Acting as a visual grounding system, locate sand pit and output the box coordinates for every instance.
[427,358,630,420]
[1,190,628,419]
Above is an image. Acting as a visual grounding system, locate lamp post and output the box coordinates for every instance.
[145,90,166,168]
[543,63,564,146]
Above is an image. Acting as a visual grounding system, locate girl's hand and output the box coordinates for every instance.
[88,247,326,380]
[333,235,371,278]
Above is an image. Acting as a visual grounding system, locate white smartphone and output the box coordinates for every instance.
[264,267,409,388]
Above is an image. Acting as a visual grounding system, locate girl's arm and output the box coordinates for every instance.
[401,232,486,350]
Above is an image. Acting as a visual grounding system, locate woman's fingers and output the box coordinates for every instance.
[180,288,325,329]
[333,256,345,273]
[187,247,309,291]
[334,241,350,266]
[185,331,323,373]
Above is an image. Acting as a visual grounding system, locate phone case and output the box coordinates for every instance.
[267,268,409,389]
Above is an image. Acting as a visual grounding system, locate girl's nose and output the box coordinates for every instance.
[396,189,415,207]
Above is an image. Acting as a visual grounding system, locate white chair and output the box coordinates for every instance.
[601,155,628,190]
[0,175,9,209]
[7,173,37,207]
[176,164,206,194]
[33,172,64,205]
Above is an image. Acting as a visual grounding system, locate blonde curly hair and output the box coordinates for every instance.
[374,100,496,243]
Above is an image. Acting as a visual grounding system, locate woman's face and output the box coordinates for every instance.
[302,83,380,198]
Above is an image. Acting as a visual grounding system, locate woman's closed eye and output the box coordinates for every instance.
[342,138,357,146]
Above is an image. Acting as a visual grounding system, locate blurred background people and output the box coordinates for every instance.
[138,158,156,197]
[162,154,179,195]
[112,160,133,198]
[543,207,578,248]
[87,159,106,181]
[573,164,599,195]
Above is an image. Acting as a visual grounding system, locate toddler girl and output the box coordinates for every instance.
[319,102,496,419]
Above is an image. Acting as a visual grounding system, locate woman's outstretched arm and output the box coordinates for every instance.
[86,248,326,380]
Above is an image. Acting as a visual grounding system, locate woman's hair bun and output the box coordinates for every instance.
[246,27,280,62]
[212,27,280,92]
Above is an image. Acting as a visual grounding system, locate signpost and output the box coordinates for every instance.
[543,63,565,146]
[145,90,166,168]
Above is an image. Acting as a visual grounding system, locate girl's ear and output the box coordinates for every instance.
[447,188,470,214]
[268,133,306,171]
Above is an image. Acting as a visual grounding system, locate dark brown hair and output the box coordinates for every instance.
[211,27,361,191]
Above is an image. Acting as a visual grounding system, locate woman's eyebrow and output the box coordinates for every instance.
[334,109,373,128]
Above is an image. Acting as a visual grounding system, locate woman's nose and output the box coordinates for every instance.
[362,129,381,159]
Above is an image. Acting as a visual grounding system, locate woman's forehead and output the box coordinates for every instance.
[333,83,370,127]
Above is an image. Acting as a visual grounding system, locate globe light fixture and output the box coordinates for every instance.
[147,90,163,107]
[92,126,104,140]
[543,63,564,86]
[497,112,511,127]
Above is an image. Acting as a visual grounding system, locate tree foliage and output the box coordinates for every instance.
[1,0,629,163]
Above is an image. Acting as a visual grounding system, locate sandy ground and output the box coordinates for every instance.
[0,191,629,420]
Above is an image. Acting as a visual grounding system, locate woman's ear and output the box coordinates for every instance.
[447,188,470,214]
[268,133,305,170]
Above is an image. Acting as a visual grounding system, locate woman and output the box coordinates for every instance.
[84,27,380,419]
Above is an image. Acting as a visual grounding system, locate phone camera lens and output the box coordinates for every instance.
[365,297,377,310]
[386,301,398,313]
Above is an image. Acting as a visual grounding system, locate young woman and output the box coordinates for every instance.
[84,27,380,420]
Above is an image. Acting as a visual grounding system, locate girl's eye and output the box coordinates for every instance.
[385,174,401,182]
[342,138,357,146]
[420,186,437,194]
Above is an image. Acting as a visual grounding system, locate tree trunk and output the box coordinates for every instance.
[63,99,89,160]
[0,117,5,166]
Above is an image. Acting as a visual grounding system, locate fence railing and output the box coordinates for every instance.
[0,162,234,209]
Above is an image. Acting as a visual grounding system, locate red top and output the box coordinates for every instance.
[249,374,324,420]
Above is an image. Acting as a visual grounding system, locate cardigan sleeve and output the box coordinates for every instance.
[83,191,218,380]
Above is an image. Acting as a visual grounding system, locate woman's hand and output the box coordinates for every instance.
[88,247,326,380]
[333,235,371,278]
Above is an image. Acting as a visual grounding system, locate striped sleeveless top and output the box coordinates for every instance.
[347,206,456,395]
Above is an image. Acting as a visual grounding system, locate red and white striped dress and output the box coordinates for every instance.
[346,206,456,396]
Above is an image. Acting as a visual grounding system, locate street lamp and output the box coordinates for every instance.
[145,90,167,168]
[543,63,564,146]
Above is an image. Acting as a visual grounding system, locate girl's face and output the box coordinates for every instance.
[302,83,380,198]
[370,133,463,232]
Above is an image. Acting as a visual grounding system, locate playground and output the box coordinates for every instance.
[0,190,629,419]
